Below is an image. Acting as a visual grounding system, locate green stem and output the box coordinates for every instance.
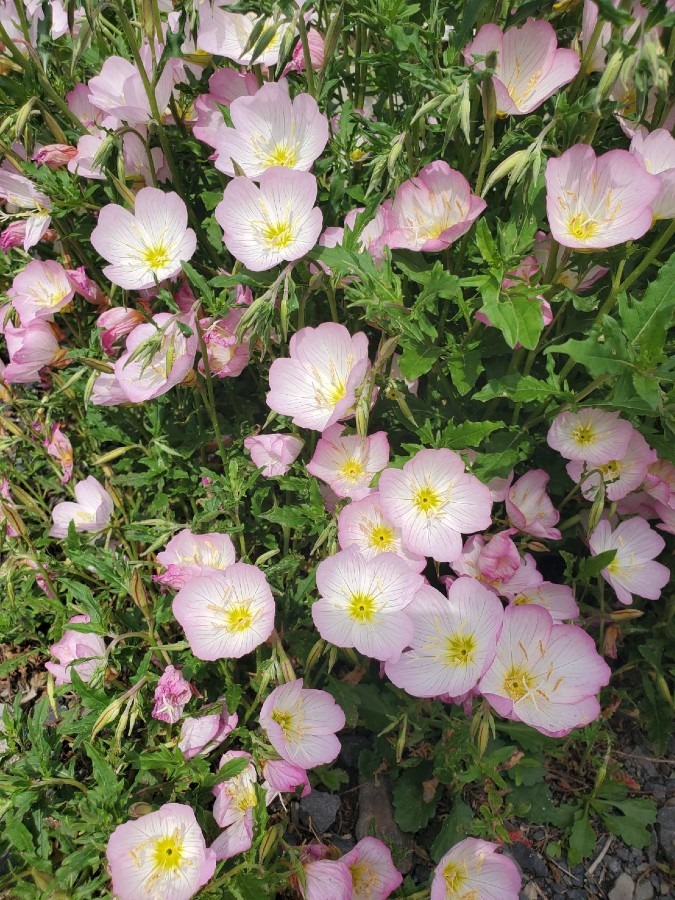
[296,12,316,98]
[475,70,497,196]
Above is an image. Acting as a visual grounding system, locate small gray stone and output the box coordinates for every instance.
[508,844,548,878]
[609,872,635,900]
[607,856,622,876]
[565,890,588,900]
[656,799,675,865]
[616,845,631,862]
[299,791,341,834]
[635,880,654,900]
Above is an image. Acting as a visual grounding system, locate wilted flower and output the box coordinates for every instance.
[200,309,251,378]
[259,679,345,769]
[3,320,63,384]
[49,475,114,537]
[547,408,634,465]
[91,188,197,290]
[464,18,579,115]
[284,29,325,75]
[97,307,146,356]
[545,145,659,249]
[267,322,371,431]
[244,433,305,477]
[337,491,426,572]
[155,529,237,590]
[506,469,561,540]
[215,168,323,271]
[179,702,239,760]
[430,837,521,900]
[32,143,77,169]
[44,423,73,484]
[152,665,192,724]
[533,230,608,293]
[306,425,390,501]
[106,803,216,900]
[589,517,669,605]
[45,614,107,686]
[0,169,52,250]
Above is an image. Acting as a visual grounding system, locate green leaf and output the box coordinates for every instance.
[509,782,576,827]
[547,320,633,376]
[568,812,596,864]
[473,374,565,404]
[393,764,440,832]
[478,289,545,350]
[577,549,617,582]
[440,420,503,450]
[397,342,442,380]
[430,800,474,862]
[474,218,497,265]
[2,813,36,858]
[594,797,657,848]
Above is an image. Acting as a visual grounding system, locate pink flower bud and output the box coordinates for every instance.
[32,143,78,169]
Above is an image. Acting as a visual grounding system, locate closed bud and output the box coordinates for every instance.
[32,143,76,170]
[258,823,284,864]
[459,79,472,145]
[92,697,124,738]
[482,147,531,196]
[305,638,325,675]
[15,97,37,139]
[0,500,26,537]
[129,570,151,618]
[596,49,625,107]
[321,5,343,73]
[128,802,153,818]
[387,133,405,177]
[587,484,605,536]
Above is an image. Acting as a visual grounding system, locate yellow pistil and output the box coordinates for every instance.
[445,633,477,667]
[368,524,395,552]
[152,834,184,873]
[347,591,377,623]
[340,458,365,483]
[143,243,171,270]
[413,484,442,515]
[225,604,253,632]
[262,220,294,250]
[503,664,536,701]
[443,860,467,893]
[567,213,599,242]
[263,143,299,168]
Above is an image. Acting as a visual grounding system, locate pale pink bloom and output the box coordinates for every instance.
[464,19,579,116]
[267,322,370,431]
[431,837,521,900]
[1,220,30,251]
[214,81,329,179]
[211,751,258,860]
[284,29,325,75]
[341,837,402,900]
[97,307,146,356]
[533,231,607,292]
[44,423,73,484]
[199,309,250,378]
[216,168,322,271]
[337,492,426,572]
[344,205,390,261]
[476,531,520,583]
[244,433,304,477]
[69,130,167,185]
[451,532,538,599]
[0,169,52,250]
[306,425,390,501]
[589,517,669,605]
[193,69,260,148]
[259,679,345,769]
[378,449,493,563]
[8,259,74,324]
[45,614,107,686]
[313,548,425,662]
[629,128,675,220]
[3,320,61,384]
[545,145,659,249]
[106,803,216,900]
[66,265,104,305]
[302,857,353,900]
[91,188,196,290]
[152,665,192,724]
[506,469,561,540]
[547,408,634,465]
[172,563,275,660]
[385,578,503,699]
[644,458,675,507]
[616,491,661,521]
[262,759,311,804]
[479,605,611,737]
[655,501,675,536]
[155,529,237,590]
[114,312,198,403]
[196,4,294,67]
[383,161,485,252]
[87,51,183,126]
[567,428,656,502]
[580,0,612,73]
[508,582,579,623]
[49,475,114,538]
[66,83,105,130]
[179,703,239,760]
[90,373,129,406]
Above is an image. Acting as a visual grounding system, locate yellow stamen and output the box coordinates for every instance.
[413,484,442,514]
[368,524,395,552]
[445,633,477,667]
[347,591,377,623]
[340,458,365,483]
[503,664,536,701]
[152,834,184,873]
[143,243,171,270]
[225,604,253,632]
[567,213,598,242]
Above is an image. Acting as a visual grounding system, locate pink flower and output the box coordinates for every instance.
[45,614,107,686]
[193,69,259,148]
[8,260,74,324]
[90,373,129,406]
[464,19,579,115]
[0,169,52,250]
[284,29,325,75]
[431,838,521,900]
[151,665,192,724]
[87,51,182,126]
[344,205,390,261]
[215,168,323,271]
[566,428,656,502]
[450,534,542,599]
[114,312,198,403]
[385,578,503,699]
[644,458,675,507]
[479,605,611,737]
[213,81,329,179]
[337,492,426,572]
[66,83,105,130]
[262,759,311,803]
[91,188,196,290]
[172,563,275,660]
[199,309,251,378]
[0,478,18,538]
[259,679,345,769]
[32,143,77,169]
[383,161,485,252]
[49,475,114,538]
[313,548,425,662]
[44,423,73,484]
[106,803,216,900]
[545,145,659,249]
[378,449,493,563]
[533,231,608,292]
[508,582,579,623]
[196,6,294,67]
[547,408,634,465]
[341,837,402,900]
[244,433,305,477]
[589,517,669,605]
[211,751,258,861]
[629,128,675,220]
[307,425,390,501]
[97,307,146,356]
[1,220,30,251]
[267,323,371,432]
[155,529,237,590]
[301,856,353,900]
[506,469,561,540]
[179,703,239,760]
[3,320,61,384]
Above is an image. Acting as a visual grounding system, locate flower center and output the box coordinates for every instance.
[443,861,468,893]
[570,423,595,447]
[567,213,598,242]
[225,604,253,632]
[152,835,183,873]
[598,460,620,479]
[347,591,377,623]
[262,220,294,251]
[339,458,365,483]
[234,783,257,813]
[368,524,395,551]
[413,484,442,515]
[503,664,536,701]
[271,708,295,738]
[143,243,171,271]
[445,633,477,667]
[262,143,299,168]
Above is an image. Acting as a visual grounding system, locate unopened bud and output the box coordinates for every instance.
[387,134,405,177]
[129,802,153,818]
[483,148,531,196]
[129,570,151,618]
[596,49,626,107]
[459,79,472,145]
[305,638,325,675]
[92,697,124,738]
[15,97,38,139]
[258,823,284,864]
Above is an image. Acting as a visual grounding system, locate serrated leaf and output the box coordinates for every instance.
[397,343,442,380]
[619,252,675,350]
[568,812,596,864]
[478,290,545,350]
[594,797,657,848]
[473,375,564,403]
[441,420,503,450]
[547,320,632,376]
